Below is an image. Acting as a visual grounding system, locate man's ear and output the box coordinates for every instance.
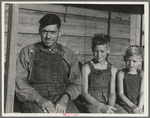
[39,28,41,35]
[58,28,61,36]
[123,56,126,62]
[107,46,110,54]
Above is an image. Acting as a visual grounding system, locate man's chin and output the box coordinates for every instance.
[43,42,53,48]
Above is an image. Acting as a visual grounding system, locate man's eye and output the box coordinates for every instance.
[42,31,47,34]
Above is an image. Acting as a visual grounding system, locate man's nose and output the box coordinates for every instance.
[46,31,51,38]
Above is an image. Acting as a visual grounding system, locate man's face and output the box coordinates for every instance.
[125,56,142,72]
[40,24,60,48]
[92,44,110,63]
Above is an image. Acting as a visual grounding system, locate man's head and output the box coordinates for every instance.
[91,33,111,63]
[39,14,61,48]
[124,45,144,71]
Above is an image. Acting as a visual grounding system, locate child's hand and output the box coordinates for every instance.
[131,105,143,114]
[99,105,116,113]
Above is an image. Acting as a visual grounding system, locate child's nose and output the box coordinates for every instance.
[97,51,102,56]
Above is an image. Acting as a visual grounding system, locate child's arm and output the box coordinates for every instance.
[108,66,117,107]
[82,64,116,113]
[138,71,144,110]
[117,70,142,114]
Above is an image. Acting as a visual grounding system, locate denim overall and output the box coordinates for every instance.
[87,61,112,103]
[83,60,112,113]
[118,68,142,113]
[22,45,78,113]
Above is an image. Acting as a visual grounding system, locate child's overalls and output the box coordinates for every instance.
[117,68,142,113]
[22,45,78,113]
[83,60,111,113]
[83,60,127,113]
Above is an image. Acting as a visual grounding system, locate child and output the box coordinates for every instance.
[117,45,144,114]
[82,33,127,113]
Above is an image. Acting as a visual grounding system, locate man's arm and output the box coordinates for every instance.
[108,66,117,106]
[55,49,82,113]
[63,50,82,100]
[15,47,41,102]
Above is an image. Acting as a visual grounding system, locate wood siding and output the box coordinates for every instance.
[5,4,138,70]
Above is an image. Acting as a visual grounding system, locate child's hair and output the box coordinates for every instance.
[92,33,111,48]
[125,45,144,60]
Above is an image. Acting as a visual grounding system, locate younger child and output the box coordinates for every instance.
[117,45,144,114]
[82,34,127,113]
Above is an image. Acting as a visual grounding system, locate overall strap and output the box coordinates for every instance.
[86,61,94,71]
[28,48,38,81]
[107,62,112,69]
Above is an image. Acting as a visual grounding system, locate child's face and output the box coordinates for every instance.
[125,56,142,71]
[92,44,110,63]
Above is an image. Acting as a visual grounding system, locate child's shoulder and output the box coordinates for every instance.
[110,64,118,73]
[117,69,125,77]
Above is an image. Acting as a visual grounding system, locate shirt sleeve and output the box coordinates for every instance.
[63,49,82,100]
[15,47,41,102]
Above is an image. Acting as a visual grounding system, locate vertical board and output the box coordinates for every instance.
[5,4,19,113]
[130,14,141,45]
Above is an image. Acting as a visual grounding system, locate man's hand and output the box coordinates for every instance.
[36,96,56,113]
[99,105,116,114]
[131,105,143,114]
[55,94,69,113]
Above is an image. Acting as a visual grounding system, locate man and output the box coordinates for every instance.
[15,14,82,113]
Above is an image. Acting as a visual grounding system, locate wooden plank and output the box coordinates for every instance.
[5,4,19,113]
[19,4,66,13]
[108,55,126,69]
[81,54,125,69]
[135,14,141,45]
[110,20,130,39]
[111,11,130,21]
[16,34,129,56]
[67,5,108,18]
[5,9,108,36]
[142,14,144,46]
[130,14,141,45]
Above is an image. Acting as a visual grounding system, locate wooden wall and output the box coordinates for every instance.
[5,4,142,70]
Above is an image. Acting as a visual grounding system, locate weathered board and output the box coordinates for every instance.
[16,34,129,55]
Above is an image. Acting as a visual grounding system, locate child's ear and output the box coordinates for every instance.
[139,59,143,64]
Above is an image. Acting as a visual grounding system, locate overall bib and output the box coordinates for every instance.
[117,68,142,113]
[22,47,78,113]
[84,60,112,113]
[83,60,127,113]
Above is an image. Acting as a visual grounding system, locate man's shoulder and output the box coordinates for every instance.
[61,44,75,54]
[21,42,40,52]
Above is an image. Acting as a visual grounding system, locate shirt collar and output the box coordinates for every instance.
[39,42,65,53]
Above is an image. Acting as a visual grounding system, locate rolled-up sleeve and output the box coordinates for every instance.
[63,49,82,100]
[15,47,41,102]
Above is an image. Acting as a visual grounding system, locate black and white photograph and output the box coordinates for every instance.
[2,1,149,117]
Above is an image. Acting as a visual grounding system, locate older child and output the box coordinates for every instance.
[117,45,144,114]
[82,34,127,113]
